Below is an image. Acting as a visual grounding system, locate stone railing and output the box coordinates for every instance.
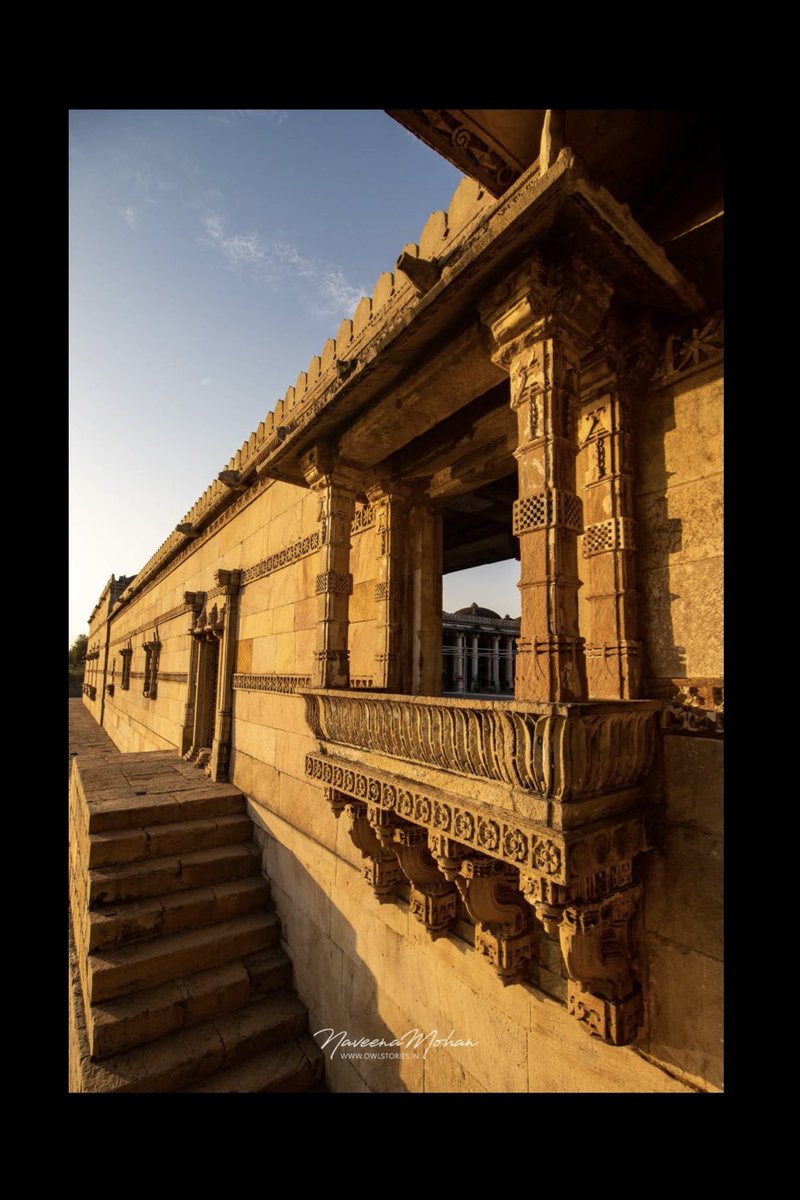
[301,690,660,801]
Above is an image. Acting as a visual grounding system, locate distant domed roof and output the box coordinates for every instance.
[454,601,501,619]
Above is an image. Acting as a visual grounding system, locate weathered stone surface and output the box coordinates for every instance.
[640,826,723,960]
[640,936,723,1091]
[662,736,723,837]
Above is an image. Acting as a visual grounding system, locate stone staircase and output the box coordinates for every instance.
[68,731,324,1093]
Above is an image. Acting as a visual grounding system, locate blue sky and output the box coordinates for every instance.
[69,109,521,644]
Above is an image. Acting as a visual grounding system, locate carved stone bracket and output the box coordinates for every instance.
[561,885,642,1045]
[652,313,723,386]
[324,790,403,901]
[454,856,536,985]
[308,745,654,1044]
[518,862,643,1044]
[388,824,457,939]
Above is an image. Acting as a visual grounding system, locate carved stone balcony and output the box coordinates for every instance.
[302,691,658,813]
[302,689,661,1046]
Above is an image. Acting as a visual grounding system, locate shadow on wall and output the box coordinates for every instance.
[634,382,686,682]
[239,777,716,1093]
[254,830,416,1093]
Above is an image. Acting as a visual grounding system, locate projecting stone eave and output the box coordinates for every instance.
[257,148,704,486]
[105,149,704,616]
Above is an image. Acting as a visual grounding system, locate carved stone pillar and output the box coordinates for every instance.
[209,569,242,782]
[300,446,360,690]
[491,635,501,691]
[409,502,442,696]
[184,598,224,766]
[578,313,658,699]
[442,634,451,691]
[481,254,614,702]
[367,481,411,692]
[503,637,514,690]
[455,634,466,693]
[180,591,205,755]
[470,635,479,691]
[186,638,219,764]
[447,634,457,691]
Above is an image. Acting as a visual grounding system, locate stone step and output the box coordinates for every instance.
[89,843,260,905]
[88,947,293,1059]
[87,877,271,952]
[85,788,244,834]
[88,814,254,867]
[180,1033,324,1093]
[88,911,280,1004]
[80,991,309,1093]
[241,946,294,996]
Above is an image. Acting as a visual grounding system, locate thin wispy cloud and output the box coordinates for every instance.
[206,110,288,127]
[129,166,177,195]
[200,212,364,318]
[122,206,138,229]
[315,270,364,319]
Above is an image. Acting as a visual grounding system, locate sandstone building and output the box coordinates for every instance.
[71,109,723,1093]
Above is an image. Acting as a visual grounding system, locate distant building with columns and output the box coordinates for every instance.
[442,603,519,694]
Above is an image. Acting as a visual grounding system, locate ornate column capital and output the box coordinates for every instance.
[214,569,242,597]
[479,252,615,364]
[364,477,414,506]
[588,307,661,394]
[300,442,363,495]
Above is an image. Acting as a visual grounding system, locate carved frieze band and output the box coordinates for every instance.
[512,489,583,536]
[305,751,649,886]
[242,532,320,586]
[583,517,636,557]
[110,529,321,653]
[315,571,353,595]
[351,505,375,535]
[109,602,193,649]
[586,640,642,661]
[653,313,723,386]
[415,110,517,191]
[156,672,188,684]
[232,673,312,694]
[302,692,658,800]
[646,677,724,737]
